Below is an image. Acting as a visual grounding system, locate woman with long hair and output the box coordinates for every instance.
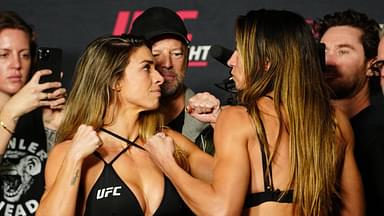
[36,34,212,216]
[146,9,364,215]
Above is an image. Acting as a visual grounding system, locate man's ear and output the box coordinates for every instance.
[366,58,377,77]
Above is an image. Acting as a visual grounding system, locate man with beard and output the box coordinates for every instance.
[318,9,384,215]
[373,34,384,95]
[130,7,218,155]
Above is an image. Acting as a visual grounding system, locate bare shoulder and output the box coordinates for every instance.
[215,105,254,143]
[218,105,250,123]
[217,105,252,130]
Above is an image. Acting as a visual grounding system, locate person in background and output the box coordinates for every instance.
[36,34,212,216]
[372,32,384,95]
[146,9,364,216]
[318,9,384,215]
[130,7,219,155]
[0,11,65,215]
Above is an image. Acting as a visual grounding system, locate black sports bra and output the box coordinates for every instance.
[83,128,192,216]
[244,101,294,208]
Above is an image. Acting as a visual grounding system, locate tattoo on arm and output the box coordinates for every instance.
[71,169,80,185]
[45,127,57,152]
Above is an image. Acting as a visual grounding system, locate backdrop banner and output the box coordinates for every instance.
[1,0,383,102]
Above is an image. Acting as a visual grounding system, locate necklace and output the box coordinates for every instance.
[100,128,144,151]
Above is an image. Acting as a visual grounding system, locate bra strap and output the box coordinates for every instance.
[100,128,144,151]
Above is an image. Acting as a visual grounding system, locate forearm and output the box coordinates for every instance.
[37,155,83,216]
[0,107,19,156]
[163,160,235,216]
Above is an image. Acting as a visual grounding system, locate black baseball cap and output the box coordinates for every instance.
[130,7,190,45]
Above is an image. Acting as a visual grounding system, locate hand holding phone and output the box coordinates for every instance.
[36,47,63,92]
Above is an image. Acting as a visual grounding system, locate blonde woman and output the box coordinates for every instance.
[36,35,212,216]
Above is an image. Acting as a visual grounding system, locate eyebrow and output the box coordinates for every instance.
[0,48,31,52]
[152,47,184,52]
[140,59,154,65]
[336,44,356,50]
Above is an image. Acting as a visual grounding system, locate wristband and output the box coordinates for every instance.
[0,121,14,135]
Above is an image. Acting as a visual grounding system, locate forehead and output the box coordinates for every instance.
[321,26,363,48]
[128,46,153,63]
[377,37,384,58]
[151,38,186,51]
[0,28,30,49]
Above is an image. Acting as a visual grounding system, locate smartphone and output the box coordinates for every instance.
[36,47,63,91]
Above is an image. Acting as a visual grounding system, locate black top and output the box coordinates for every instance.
[244,121,293,208]
[84,128,192,216]
[167,109,185,133]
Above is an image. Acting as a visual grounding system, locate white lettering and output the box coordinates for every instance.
[96,186,122,200]
[105,187,113,197]
[189,45,211,61]
[15,204,26,216]
[8,138,17,149]
[0,201,5,211]
[25,200,38,213]
[96,188,105,200]
[27,142,39,154]
[36,150,48,161]
[113,186,122,196]
[5,203,14,216]
[19,139,26,150]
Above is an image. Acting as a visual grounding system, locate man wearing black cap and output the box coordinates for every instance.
[131,6,216,155]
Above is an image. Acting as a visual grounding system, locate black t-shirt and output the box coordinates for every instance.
[350,103,384,215]
[0,109,47,216]
[167,110,184,133]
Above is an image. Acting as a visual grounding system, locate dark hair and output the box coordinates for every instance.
[318,9,380,59]
[0,11,36,59]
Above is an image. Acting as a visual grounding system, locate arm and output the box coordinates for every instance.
[36,125,101,216]
[335,109,365,216]
[146,106,251,215]
[165,128,214,183]
[0,70,63,158]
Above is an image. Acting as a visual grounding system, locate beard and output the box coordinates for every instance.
[327,79,359,99]
[325,67,366,99]
[161,80,183,97]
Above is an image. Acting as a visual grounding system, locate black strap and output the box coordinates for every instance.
[259,142,274,191]
[100,127,143,151]
[244,189,294,208]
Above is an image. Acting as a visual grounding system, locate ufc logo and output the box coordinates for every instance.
[96,186,122,200]
[113,10,199,41]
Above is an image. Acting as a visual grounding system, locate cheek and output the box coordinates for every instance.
[21,61,31,80]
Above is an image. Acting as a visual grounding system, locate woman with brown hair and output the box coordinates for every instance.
[36,34,212,216]
[146,9,364,216]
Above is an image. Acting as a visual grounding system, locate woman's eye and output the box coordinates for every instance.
[0,53,9,58]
